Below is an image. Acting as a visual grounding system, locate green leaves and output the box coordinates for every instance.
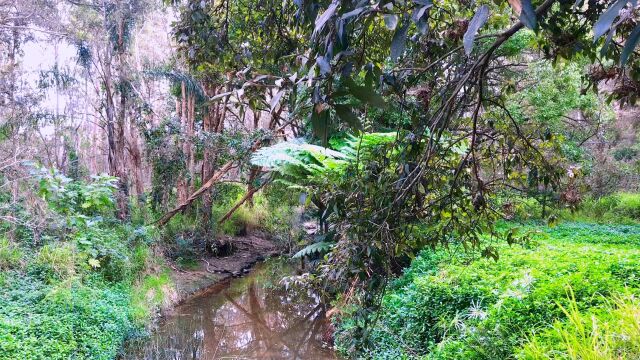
[292,241,334,258]
[519,0,537,30]
[390,21,410,62]
[593,0,626,40]
[314,1,339,37]
[383,14,398,30]
[311,105,330,144]
[463,5,490,55]
[344,78,387,109]
[334,104,363,131]
[507,0,536,30]
[621,24,640,65]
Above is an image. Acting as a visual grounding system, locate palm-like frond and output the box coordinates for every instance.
[143,67,205,98]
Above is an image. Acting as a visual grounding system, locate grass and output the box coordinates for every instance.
[335,221,640,359]
[523,290,640,359]
[0,237,22,270]
[129,271,174,326]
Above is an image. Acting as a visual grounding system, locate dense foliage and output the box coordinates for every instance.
[3,0,640,358]
[335,221,640,359]
[0,170,168,360]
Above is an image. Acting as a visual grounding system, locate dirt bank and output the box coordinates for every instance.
[167,232,281,305]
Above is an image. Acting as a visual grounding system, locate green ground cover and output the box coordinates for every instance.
[336,222,640,359]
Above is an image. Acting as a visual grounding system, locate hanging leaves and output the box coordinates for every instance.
[507,0,536,30]
[344,78,387,109]
[383,14,399,30]
[593,0,626,40]
[314,1,339,37]
[270,89,285,113]
[411,2,432,35]
[621,24,640,65]
[316,56,331,75]
[311,105,330,144]
[334,104,363,131]
[463,5,490,55]
[390,21,410,63]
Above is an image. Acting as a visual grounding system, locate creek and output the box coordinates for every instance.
[123,259,336,359]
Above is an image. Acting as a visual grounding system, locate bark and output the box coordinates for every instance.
[202,83,222,251]
[176,81,189,205]
[128,112,145,203]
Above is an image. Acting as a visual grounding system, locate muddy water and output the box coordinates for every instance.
[124,259,337,360]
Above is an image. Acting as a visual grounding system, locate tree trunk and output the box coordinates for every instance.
[176,81,189,205]
[202,83,222,251]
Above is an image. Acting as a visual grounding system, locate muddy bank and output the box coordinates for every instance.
[166,232,281,306]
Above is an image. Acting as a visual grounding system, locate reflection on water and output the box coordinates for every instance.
[124,260,336,360]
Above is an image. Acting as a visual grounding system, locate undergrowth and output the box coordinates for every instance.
[335,222,640,359]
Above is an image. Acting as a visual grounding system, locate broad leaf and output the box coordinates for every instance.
[463,5,490,55]
[341,6,365,21]
[314,2,339,36]
[311,106,330,144]
[411,5,431,35]
[594,0,626,40]
[270,89,285,113]
[390,21,409,62]
[507,0,536,29]
[316,56,331,75]
[345,78,387,109]
[621,24,640,65]
[334,104,363,131]
[383,14,398,30]
[519,0,536,30]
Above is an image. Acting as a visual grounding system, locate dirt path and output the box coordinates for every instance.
[168,232,281,303]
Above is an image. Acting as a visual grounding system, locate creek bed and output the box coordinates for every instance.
[123,259,336,359]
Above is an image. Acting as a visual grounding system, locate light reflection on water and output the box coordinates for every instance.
[124,260,336,360]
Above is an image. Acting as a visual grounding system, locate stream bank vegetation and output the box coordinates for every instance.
[3,0,640,359]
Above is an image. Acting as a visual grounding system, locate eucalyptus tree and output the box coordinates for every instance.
[64,0,153,219]
[161,0,307,233]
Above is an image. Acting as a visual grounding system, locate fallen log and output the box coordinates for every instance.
[154,161,237,226]
[218,179,271,225]
[153,119,295,227]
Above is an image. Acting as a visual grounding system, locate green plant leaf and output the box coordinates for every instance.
[594,0,626,40]
[390,21,409,62]
[621,24,640,65]
[334,104,362,131]
[463,5,490,55]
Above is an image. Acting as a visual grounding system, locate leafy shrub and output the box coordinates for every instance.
[0,274,134,360]
[571,193,640,223]
[0,237,22,270]
[74,226,133,282]
[36,168,118,218]
[30,243,76,283]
